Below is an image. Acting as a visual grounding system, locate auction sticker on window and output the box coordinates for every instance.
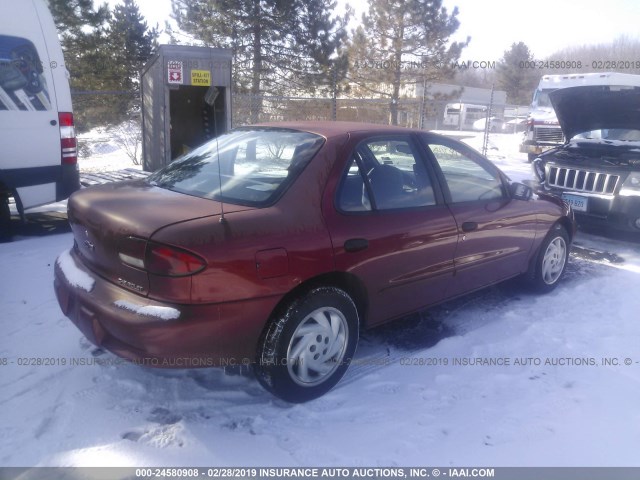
[561,193,588,212]
[191,69,211,86]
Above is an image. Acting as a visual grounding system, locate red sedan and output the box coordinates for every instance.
[54,122,575,402]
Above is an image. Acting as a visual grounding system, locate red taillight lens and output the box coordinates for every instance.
[119,237,206,276]
[146,244,207,276]
[59,112,77,165]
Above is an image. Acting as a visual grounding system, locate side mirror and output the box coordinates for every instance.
[510,182,533,201]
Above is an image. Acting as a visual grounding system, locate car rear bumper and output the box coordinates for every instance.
[54,247,278,367]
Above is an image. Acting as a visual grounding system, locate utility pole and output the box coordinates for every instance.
[482,84,495,157]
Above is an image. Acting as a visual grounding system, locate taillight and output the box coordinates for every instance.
[147,244,206,276]
[59,112,77,165]
[119,237,206,277]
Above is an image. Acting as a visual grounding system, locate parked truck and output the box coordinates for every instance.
[520,72,637,162]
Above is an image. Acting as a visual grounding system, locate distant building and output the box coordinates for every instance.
[413,83,507,107]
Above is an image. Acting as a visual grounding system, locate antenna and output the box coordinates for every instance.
[205,86,226,224]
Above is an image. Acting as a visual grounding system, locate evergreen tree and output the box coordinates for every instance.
[170,0,350,121]
[108,0,159,114]
[48,0,110,40]
[49,0,113,130]
[496,42,538,105]
[348,0,468,125]
[50,0,157,130]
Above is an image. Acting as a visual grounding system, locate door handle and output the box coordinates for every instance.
[461,222,478,232]
[344,238,369,253]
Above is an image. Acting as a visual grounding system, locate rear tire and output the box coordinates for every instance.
[526,224,569,292]
[254,287,359,403]
[0,197,12,242]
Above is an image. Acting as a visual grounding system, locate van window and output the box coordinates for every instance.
[533,89,553,108]
[0,35,51,111]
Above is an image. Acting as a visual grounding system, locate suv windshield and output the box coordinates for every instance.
[574,129,640,142]
[148,128,325,206]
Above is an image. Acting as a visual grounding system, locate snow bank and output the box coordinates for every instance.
[77,121,142,174]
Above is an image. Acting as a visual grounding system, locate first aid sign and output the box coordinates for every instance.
[167,61,183,84]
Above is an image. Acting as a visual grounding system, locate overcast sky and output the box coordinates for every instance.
[125,0,640,61]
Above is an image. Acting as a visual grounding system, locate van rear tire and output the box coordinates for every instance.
[0,197,12,242]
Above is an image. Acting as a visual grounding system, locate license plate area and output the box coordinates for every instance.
[561,193,588,212]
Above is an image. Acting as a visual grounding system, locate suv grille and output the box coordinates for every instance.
[546,165,620,194]
[534,126,564,143]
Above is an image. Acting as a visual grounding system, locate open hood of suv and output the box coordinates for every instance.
[549,85,640,140]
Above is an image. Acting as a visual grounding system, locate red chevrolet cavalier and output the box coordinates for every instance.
[54,122,575,402]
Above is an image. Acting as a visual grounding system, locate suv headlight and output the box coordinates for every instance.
[620,172,640,196]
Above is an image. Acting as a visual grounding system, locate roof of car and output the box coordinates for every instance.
[251,121,416,138]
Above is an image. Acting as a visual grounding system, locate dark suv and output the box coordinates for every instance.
[532,84,640,232]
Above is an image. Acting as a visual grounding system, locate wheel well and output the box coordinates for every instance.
[556,217,574,242]
[526,220,571,276]
[269,272,369,329]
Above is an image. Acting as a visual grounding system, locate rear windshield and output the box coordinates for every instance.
[148,128,325,206]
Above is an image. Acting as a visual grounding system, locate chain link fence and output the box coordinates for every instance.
[74,90,528,165]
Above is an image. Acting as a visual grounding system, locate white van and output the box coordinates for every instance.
[442,102,488,130]
[0,0,78,239]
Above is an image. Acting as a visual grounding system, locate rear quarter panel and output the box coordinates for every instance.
[150,134,348,306]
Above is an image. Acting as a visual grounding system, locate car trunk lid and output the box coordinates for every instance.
[68,180,252,297]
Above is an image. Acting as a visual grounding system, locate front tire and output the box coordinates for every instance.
[255,287,359,403]
[527,224,569,292]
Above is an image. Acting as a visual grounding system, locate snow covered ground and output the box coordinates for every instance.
[2,131,640,468]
